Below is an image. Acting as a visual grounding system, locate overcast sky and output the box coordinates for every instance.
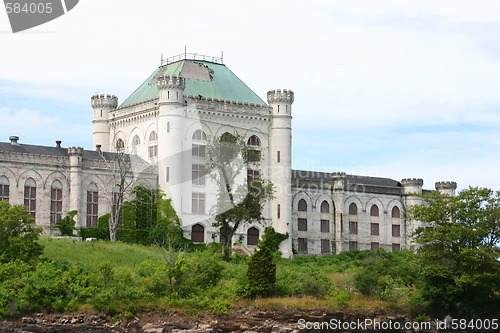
[1,0,499,191]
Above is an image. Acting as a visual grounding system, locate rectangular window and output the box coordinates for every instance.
[298,218,307,231]
[349,241,358,250]
[371,223,379,236]
[192,193,206,214]
[192,164,206,185]
[277,204,280,219]
[24,185,36,218]
[148,145,158,158]
[371,242,379,250]
[298,238,308,253]
[86,191,98,228]
[192,144,206,157]
[166,167,169,182]
[392,243,401,252]
[277,150,280,163]
[247,169,260,184]
[50,188,63,225]
[0,184,9,201]
[321,239,331,253]
[320,219,330,233]
[349,221,358,234]
[392,224,401,237]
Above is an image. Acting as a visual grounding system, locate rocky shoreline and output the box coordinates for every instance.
[0,308,476,332]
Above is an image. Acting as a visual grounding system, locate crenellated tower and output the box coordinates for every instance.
[156,75,186,213]
[435,181,457,196]
[401,178,424,249]
[268,89,294,257]
[92,94,118,152]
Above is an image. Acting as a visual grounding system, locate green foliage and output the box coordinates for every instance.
[408,187,500,317]
[244,227,287,298]
[0,201,43,263]
[79,214,110,240]
[55,210,77,236]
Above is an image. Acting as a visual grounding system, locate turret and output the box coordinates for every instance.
[401,178,424,250]
[435,181,457,196]
[331,172,346,191]
[92,94,118,152]
[156,75,186,213]
[68,147,84,228]
[268,89,293,257]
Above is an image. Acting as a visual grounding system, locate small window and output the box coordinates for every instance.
[247,135,261,146]
[148,131,158,158]
[132,135,141,146]
[192,164,206,185]
[192,129,207,141]
[349,241,358,250]
[247,169,260,184]
[371,223,379,236]
[392,224,401,237]
[277,150,280,163]
[371,242,380,250]
[320,200,330,213]
[192,193,206,214]
[370,204,379,217]
[115,138,125,150]
[247,227,259,246]
[349,221,358,234]
[349,203,358,215]
[298,238,308,253]
[191,224,205,243]
[149,131,158,142]
[167,122,171,133]
[321,219,330,233]
[298,199,307,212]
[391,206,401,218]
[321,239,331,254]
[298,218,307,231]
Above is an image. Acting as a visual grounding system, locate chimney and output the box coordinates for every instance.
[9,136,20,146]
[96,144,102,153]
[56,140,62,149]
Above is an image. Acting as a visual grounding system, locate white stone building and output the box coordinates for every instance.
[0,53,457,255]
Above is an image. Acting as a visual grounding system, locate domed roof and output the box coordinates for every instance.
[119,59,266,108]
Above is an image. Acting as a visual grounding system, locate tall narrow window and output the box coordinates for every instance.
[277,204,280,219]
[320,200,330,213]
[148,131,158,158]
[370,204,379,217]
[50,180,63,225]
[24,178,36,218]
[167,122,171,133]
[0,176,9,201]
[277,150,280,163]
[86,184,99,227]
[192,193,205,214]
[391,206,401,218]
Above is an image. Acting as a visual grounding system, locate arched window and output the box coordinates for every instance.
[50,180,63,225]
[115,138,125,151]
[247,135,260,146]
[220,132,236,142]
[86,183,99,227]
[0,176,9,201]
[298,199,307,212]
[24,178,37,218]
[192,130,207,157]
[392,206,401,218]
[247,227,259,246]
[320,200,330,213]
[349,203,358,215]
[132,135,141,146]
[148,131,158,158]
[191,224,205,243]
[370,204,379,217]
[192,129,207,141]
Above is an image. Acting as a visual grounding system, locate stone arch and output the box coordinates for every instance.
[0,167,17,186]
[365,197,385,215]
[18,169,44,189]
[215,125,237,138]
[43,171,68,189]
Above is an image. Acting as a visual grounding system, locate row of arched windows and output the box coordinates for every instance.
[190,224,260,246]
[297,199,331,213]
[348,203,401,218]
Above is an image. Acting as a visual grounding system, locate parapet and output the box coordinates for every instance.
[435,181,457,191]
[331,171,347,179]
[68,147,84,155]
[91,94,118,109]
[401,178,424,186]
[267,89,294,104]
[156,75,186,90]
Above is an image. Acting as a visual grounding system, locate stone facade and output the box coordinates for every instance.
[0,54,457,254]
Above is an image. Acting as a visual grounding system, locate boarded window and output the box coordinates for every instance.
[191,224,205,243]
[349,241,358,250]
[392,224,401,237]
[371,223,379,236]
[349,203,358,215]
[298,238,308,253]
[321,239,331,253]
[298,218,307,231]
[320,219,330,233]
[370,204,379,217]
[371,242,380,250]
[392,206,401,218]
[349,221,358,234]
[320,200,330,213]
[298,199,307,212]
[247,227,259,246]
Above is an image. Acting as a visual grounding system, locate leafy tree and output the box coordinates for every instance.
[407,187,500,316]
[0,201,43,263]
[55,210,77,236]
[206,132,274,259]
[245,227,287,298]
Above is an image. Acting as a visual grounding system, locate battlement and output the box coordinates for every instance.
[68,147,84,155]
[401,178,424,186]
[156,75,186,90]
[435,181,457,190]
[91,94,118,109]
[331,171,347,179]
[267,89,294,104]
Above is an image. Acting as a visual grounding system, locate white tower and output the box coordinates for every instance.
[268,89,294,257]
[401,178,424,249]
[435,181,457,197]
[156,75,186,213]
[92,94,118,152]
[68,147,84,227]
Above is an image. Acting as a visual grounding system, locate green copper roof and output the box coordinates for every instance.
[119,60,266,108]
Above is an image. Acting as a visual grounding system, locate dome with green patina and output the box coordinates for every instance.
[119,59,266,108]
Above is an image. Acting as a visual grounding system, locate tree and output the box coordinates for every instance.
[55,210,77,236]
[206,132,274,259]
[407,187,500,316]
[0,201,43,263]
[245,227,287,298]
